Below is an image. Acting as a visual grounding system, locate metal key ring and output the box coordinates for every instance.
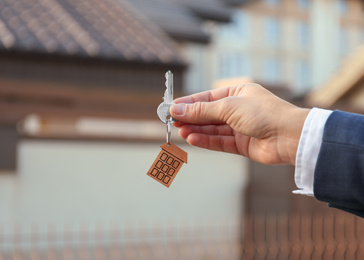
[166,118,172,145]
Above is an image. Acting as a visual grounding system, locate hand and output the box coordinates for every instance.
[170,83,310,165]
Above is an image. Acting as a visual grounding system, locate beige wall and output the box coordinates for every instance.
[0,139,248,252]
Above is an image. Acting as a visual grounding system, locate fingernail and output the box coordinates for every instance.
[172,104,186,116]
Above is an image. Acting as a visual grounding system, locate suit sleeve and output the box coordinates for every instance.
[314,110,364,217]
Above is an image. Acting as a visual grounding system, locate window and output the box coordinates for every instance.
[296,0,309,9]
[219,53,250,79]
[264,18,280,46]
[296,60,310,91]
[336,0,348,14]
[297,21,309,49]
[263,57,280,82]
[218,10,249,41]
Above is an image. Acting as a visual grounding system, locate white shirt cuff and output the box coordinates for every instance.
[293,108,332,196]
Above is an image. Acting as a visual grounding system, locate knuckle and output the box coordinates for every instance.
[240,83,262,93]
[217,98,234,121]
[247,82,262,88]
[189,102,204,118]
[218,98,229,111]
[229,83,263,96]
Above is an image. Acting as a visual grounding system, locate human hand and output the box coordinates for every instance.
[170,84,310,165]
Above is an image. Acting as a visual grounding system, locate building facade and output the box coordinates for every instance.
[212,0,364,94]
[0,1,249,258]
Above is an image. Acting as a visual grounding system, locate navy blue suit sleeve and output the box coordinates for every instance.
[314,110,364,217]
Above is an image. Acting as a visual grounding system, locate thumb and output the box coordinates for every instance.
[170,102,225,125]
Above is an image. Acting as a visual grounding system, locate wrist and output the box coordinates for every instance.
[281,107,310,165]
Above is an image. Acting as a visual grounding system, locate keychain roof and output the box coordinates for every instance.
[147,142,187,188]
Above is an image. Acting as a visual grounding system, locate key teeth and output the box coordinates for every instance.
[164,70,173,102]
[164,71,168,101]
[165,71,171,87]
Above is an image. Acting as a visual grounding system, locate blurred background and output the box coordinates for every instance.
[1,0,364,259]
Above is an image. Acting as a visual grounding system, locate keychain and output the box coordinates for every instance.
[146,71,188,188]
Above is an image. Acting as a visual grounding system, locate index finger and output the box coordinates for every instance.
[174,86,234,104]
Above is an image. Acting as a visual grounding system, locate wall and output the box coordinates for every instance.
[0,139,248,254]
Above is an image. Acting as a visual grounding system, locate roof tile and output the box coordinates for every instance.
[0,0,185,65]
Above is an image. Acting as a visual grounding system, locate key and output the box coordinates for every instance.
[157,70,177,124]
[147,70,188,188]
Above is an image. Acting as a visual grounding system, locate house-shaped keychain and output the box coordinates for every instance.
[147,143,187,188]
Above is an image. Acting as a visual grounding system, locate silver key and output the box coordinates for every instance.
[157,70,177,124]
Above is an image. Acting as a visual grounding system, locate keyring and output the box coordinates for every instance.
[166,118,172,145]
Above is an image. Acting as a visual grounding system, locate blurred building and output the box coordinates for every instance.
[0,0,249,259]
[0,0,187,169]
[213,0,364,94]
[125,0,236,95]
[0,0,237,169]
[306,44,364,113]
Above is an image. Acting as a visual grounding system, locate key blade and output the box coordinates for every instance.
[157,70,176,124]
[164,70,173,104]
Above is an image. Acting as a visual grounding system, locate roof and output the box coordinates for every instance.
[125,0,233,43]
[0,0,185,65]
[306,45,364,109]
[160,143,187,163]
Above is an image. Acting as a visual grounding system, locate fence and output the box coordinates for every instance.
[243,211,364,260]
[0,221,242,260]
[1,211,364,259]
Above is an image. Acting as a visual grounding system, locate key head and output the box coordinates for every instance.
[157,102,176,123]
